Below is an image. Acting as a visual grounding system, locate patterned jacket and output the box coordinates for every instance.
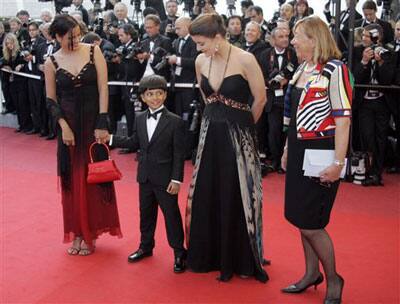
[283,59,353,140]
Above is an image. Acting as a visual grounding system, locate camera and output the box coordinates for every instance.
[116,44,144,60]
[91,17,104,35]
[152,47,170,71]
[131,0,142,11]
[268,62,295,90]
[103,50,117,62]
[368,28,391,61]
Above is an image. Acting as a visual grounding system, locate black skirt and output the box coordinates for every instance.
[284,87,340,229]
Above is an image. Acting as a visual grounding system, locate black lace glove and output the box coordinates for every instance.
[95,112,110,130]
[46,98,64,122]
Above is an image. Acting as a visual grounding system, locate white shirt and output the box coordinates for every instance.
[275,48,285,70]
[146,105,164,140]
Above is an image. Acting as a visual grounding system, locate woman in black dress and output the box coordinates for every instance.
[281,16,353,304]
[44,15,122,256]
[185,14,268,283]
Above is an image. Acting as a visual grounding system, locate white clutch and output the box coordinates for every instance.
[302,149,347,178]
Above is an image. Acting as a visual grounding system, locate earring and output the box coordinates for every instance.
[214,44,220,53]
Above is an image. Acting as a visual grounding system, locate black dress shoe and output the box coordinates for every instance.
[173,256,186,273]
[277,167,285,174]
[46,133,56,140]
[15,128,22,133]
[25,129,39,135]
[127,249,153,263]
[119,148,135,154]
[262,258,271,266]
[387,166,400,174]
[39,131,48,137]
[362,175,383,187]
[281,273,324,293]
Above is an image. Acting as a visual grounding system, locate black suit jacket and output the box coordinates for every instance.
[244,39,270,66]
[111,108,185,187]
[76,5,89,25]
[171,36,198,84]
[354,18,394,45]
[139,34,173,80]
[259,46,298,112]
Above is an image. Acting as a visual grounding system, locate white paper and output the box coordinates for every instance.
[302,149,347,178]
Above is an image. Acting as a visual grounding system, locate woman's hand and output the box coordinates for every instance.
[94,129,109,144]
[61,124,75,146]
[319,164,342,183]
[281,147,288,171]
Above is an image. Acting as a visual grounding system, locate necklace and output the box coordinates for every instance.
[304,63,317,73]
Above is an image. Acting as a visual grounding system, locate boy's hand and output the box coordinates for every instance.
[166,181,180,195]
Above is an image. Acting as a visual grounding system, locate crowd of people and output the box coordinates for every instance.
[1,1,399,303]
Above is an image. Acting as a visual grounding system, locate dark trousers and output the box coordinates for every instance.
[359,99,390,176]
[10,80,32,130]
[1,75,15,112]
[28,78,46,132]
[255,111,268,156]
[174,89,196,158]
[138,181,185,258]
[122,85,135,136]
[267,104,286,167]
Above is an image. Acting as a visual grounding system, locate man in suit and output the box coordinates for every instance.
[116,24,144,154]
[113,2,139,30]
[355,0,394,45]
[243,21,269,64]
[353,23,396,186]
[248,6,271,42]
[259,27,298,173]
[160,0,179,41]
[24,21,47,136]
[227,15,245,48]
[168,16,199,158]
[324,0,362,53]
[107,75,186,273]
[137,14,173,81]
[72,0,89,25]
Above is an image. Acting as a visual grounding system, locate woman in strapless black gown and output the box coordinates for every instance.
[185,14,268,283]
[44,15,122,256]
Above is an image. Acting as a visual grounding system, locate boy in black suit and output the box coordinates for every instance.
[106,75,186,273]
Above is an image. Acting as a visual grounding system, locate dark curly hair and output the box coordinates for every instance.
[49,14,79,39]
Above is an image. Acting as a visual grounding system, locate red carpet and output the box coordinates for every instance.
[1,127,399,303]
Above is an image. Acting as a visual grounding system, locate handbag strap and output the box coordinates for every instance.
[89,142,111,163]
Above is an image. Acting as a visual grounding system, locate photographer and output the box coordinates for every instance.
[138,14,172,81]
[16,10,30,28]
[24,22,47,136]
[9,17,30,49]
[227,15,245,48]
[113,2,138,29]
[353,24,396,186]
[240,0,254,29]
[192,0,216,19]
[323,0,362,53]
[168,17,200,158]
[355,0,394,45]
[72,0,89,25]
[160,0,179,41]
[259,27,298,173]
[248,6,271,42]
[116,24,144,152]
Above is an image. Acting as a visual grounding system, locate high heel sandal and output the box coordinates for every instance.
[324,275,344,304]
[281,273,324,293]
[67,237,82,255]
[78,240,96,256]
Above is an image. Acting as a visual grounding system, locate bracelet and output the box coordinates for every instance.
[333,159,345,167]
[95,113,110,130]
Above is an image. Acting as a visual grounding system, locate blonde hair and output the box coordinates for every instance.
[294,15,341,64]
[2,33,20,61]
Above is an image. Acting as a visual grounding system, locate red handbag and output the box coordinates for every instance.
[87,142,122,184]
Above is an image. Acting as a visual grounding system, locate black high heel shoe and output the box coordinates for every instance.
[324,275,344,304]
[281,273,324,293]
